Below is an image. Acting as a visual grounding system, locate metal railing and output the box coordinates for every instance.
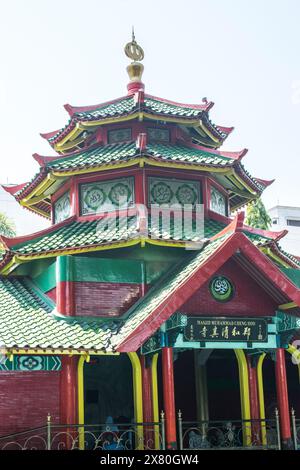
[177,410,281,450]
[6,408,300,451]
[291,408,300,450]
[0,413,166,450]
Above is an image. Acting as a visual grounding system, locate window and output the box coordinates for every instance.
[80,177,135,215]
[54,192,71,223]
[272,218,278,225]
[210,186,227,216]
[147,128,170,143]
[148,177,201,206]
[108,128,132,144]
[287,219,300,227]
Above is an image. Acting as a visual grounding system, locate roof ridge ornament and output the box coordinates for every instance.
[125,27,144,62]
[125,28,145,95]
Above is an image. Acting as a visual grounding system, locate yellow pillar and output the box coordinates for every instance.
[77,354,89,450]
[287,344,300,382]
[257,353,267,445]
[151,353,160,449]
[234,349,252,446]
[128,352,144,450]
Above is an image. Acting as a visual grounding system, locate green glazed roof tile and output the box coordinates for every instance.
[0,277,119,351]
[52,93,208,145]
[47,142,137,171]
[147,143,234,166]
[276,244,300,267]
[112,235,230,347]
[9,217,226,257]
[6,216,275,259]
[12,217,139,255]
[74,97,136,120]
[48,97,136,143]
[46,142,234,173]
[144,97,203,118]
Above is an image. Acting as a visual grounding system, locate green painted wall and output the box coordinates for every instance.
[33,261,56,292]
[14,245,187,290]
[57,254,175,285]
[280,267,300,288]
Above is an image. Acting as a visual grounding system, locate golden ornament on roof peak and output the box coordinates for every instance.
[124,27,144,62]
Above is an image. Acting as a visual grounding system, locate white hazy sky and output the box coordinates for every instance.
[0,0,299,214]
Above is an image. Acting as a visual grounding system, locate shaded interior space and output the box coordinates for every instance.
[285,351,300,416]
[156,352,198,421]
[263,352,300,418]
[207,350,240,421]
[157,349,241,422]
[263,354,279,418]
[84,355,134,425]
[174,351,197,421]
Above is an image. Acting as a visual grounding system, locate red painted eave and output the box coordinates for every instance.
[40,129,62,141]
[64,94,130,117]
[32,144,94,167]
[254,177,275,188]
[117,231,300,352]
[241,223,288,242]
[217,125,235,136]
[145,93,214,112]
[1,215,76,249]
[1,182,28,196]
[32,153,59,167]
[210,212,245,241]
[213,212,288,242]
[187,142,248,160]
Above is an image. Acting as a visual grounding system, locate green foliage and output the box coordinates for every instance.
[0,213,16,253]
[245,198,272,230]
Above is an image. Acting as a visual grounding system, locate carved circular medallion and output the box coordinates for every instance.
[84,186,106,210]
[176,184,197,205]
[210,276,234,302]
[109,182,132,206]
[151,182,173,204]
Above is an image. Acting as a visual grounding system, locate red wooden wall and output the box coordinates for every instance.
[74,282,142,317]
[46,287,56,303]
[182,258,277,317]
[0,371,60,436]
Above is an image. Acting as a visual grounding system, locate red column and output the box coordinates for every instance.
[162,347,177,449]
[141,356,154,449]
[247,356,261,444]
[56,281,75,315]
[141,356,153,423]
[56,256,75,316]
[275,348,293,449]
[60,356,78,449]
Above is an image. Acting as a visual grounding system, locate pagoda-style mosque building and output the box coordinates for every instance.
[1,34,300,451]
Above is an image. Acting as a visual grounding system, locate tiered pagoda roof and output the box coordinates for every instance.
[0,211,298,276]
[41,93,232,153]
[1,221,300,355]
[4,140,271,219]
[0,34,299,356]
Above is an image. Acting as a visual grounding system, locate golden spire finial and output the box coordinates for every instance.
[125,27,144,62]
[125,28,145,94]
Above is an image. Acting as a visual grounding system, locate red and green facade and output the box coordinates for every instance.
[1,38,300,450]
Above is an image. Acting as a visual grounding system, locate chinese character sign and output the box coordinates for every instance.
[184,317,268,342]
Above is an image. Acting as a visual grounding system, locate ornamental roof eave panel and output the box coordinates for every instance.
[0,216,284,265]
[0,276,119,351]
[12,141,240,202]
[44,94,230,148]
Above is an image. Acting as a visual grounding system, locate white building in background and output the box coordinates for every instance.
[0,184,48,236]
[268,205,300,256]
